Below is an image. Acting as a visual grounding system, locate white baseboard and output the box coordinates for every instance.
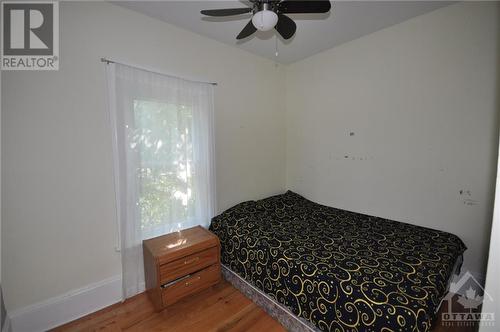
[9,275,122,332]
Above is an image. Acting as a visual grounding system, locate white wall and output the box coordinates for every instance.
[480,128,500,332]
[285,2,499,279]
[1,68,2,285]
[2,1,286,312]
[1,64,5,330]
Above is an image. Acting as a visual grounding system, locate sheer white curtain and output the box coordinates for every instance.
[106,63,216,299]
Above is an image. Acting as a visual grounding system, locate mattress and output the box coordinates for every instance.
[209,191,466,332]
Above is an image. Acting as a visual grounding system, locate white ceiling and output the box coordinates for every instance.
[114,1,453,64]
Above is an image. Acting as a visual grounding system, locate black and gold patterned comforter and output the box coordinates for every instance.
[209,191,466,332]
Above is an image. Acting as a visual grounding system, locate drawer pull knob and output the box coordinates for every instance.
[185,276,201,287]
[184,257,200,265]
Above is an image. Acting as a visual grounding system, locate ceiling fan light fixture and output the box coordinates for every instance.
[200,0,332,40]
[252,9,278,31]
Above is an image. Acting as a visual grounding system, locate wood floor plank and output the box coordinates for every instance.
[126,282,254,332]
[222,305,284,332]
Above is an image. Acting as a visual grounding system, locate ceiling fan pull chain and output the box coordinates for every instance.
[275,35,279,57]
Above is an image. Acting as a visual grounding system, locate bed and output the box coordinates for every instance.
[209,191,466,332]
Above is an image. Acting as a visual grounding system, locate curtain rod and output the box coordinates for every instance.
[100,57,218,86]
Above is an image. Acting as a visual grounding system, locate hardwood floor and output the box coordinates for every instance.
[53,280,479,332]
[53,280,285,332]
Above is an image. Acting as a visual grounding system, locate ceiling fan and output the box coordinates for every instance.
[200,0,331,40]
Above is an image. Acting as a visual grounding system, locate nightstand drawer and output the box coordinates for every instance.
[159,246,218,284]
[162,264,220,306]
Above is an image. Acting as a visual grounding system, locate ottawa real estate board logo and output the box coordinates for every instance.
[1,1,59,70]
[441,271,495,328]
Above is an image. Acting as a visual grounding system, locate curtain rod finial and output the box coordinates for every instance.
[101,57,114,64]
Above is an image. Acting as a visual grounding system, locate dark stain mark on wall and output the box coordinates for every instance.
[459,189,478,206]
[463,199,479,206]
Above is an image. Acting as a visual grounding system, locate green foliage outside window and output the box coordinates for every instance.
[131,100,195,231]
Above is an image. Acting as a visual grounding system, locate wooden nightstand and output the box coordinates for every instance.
[143,225,221,311]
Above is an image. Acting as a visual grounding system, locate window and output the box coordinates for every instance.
[106,63,215,298]
[133,99,196,236]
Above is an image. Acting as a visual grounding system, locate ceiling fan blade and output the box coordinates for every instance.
[236,20,257,39]
[278,0,331,14]
[275,14,296,39]
[201,8,252,17]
